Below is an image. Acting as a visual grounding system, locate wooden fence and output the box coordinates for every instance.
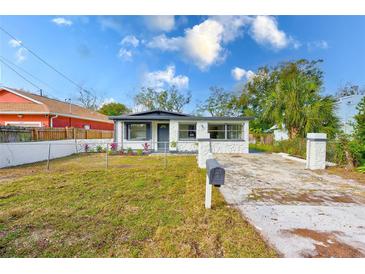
[249,133,274,145]
[0,126,113,143]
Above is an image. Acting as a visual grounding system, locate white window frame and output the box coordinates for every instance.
[208,123,244,140]
[178,122,197,140]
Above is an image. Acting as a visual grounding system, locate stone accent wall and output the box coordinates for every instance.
[211,140,248,153]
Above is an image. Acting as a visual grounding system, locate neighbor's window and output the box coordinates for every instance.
[208,124,226,139]
[179,123,196,140]
[127,123,148,140]
[208,124,243,140]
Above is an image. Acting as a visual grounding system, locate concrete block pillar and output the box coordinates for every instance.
[169,120,178,152]
[197,129,212,168]
[306,133,327,170]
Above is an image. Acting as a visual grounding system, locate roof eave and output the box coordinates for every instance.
[109,115,254,121]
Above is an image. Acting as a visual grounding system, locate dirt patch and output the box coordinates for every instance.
[320,167,365,184]
[285,228,364,258]
[247,188,358,204]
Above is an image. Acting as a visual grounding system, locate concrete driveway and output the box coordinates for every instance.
[215,153,365,258]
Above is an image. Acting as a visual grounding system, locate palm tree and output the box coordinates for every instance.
[260,60,339,139]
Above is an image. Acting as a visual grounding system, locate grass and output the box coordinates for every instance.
[0,154,276,258]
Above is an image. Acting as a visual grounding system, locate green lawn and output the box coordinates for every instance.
[0,154,276,257]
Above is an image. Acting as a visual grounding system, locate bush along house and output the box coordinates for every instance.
[109,110,252,153]
[0,86,113,130]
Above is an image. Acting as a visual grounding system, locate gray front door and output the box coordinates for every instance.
[157,124,169,151]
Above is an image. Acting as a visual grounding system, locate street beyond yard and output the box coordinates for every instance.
[0,154,276,257]
[216,153,365,258]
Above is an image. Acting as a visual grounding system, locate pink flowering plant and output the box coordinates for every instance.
[142,142,150,154]
[110,142,118,151]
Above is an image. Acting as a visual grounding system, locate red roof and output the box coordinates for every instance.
[0,87,113,124]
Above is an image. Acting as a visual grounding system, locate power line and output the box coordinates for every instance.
[0,55,60,98]
[0,25,86,92]
[0,58,43,91]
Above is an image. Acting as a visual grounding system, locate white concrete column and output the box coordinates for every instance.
[114,121,123,149]
[197,126,212,168]
[243,121,249,153]
[196,121,208,139]
[169,120,178,151]
[306,133,327,170]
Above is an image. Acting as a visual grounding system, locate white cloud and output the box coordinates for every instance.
[51,17,73,26]
[98,16,122,32]
[145,16,175,32]
[8,39,22,47]
[146,34,182,51]
[250,16,292,49]
[8,39,27,63]
[15,48,27,63]
[118,48,133,61]
[121,35,139,48]
[231,67,255,81]
[147,19,226,70]
[146,16,297,70]
[143,65,189,89]
[209,16,250,43]
[100,97,116,107]
[307,40,329,51]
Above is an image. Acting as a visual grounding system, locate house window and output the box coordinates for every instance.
[127,123,149,140]
[208,124,243,140]
[227,124,243,139]
[208,124,226,139]
[179,123,196,140]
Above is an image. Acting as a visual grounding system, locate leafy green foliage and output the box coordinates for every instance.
[98,102,130,116]
[134,86,191,113]
[234,59,339,138]
[353,96,365,144]
[357,166,365,173]
[197,86,239,116]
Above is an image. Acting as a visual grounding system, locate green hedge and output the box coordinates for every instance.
[251,137,365,167]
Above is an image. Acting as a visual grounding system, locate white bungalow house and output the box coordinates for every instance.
[109,110,252,153]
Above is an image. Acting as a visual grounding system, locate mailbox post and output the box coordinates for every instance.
[205,159,225,209]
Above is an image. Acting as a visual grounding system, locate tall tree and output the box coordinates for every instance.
[336,84,365,98]
[232,67,274,132]
[197,86,239,117]
[234,59,339,138]
[134,86,191,112]
[98,102,130,116]
[77,88,100,110]
[353,96,365,143]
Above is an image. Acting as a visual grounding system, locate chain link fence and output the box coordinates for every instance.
[0,140,198,171]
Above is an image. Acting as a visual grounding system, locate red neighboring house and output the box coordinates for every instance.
[0,87,114,130]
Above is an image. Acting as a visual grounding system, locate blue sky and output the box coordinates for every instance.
[0,15,364,112]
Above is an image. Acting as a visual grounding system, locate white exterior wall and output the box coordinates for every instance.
[211,141,248,153]
[274,129,289,141]
[0,139,112,168]
[113,119,249,154]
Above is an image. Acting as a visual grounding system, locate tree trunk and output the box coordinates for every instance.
[289,128,298,139]
[344,150,355,171]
